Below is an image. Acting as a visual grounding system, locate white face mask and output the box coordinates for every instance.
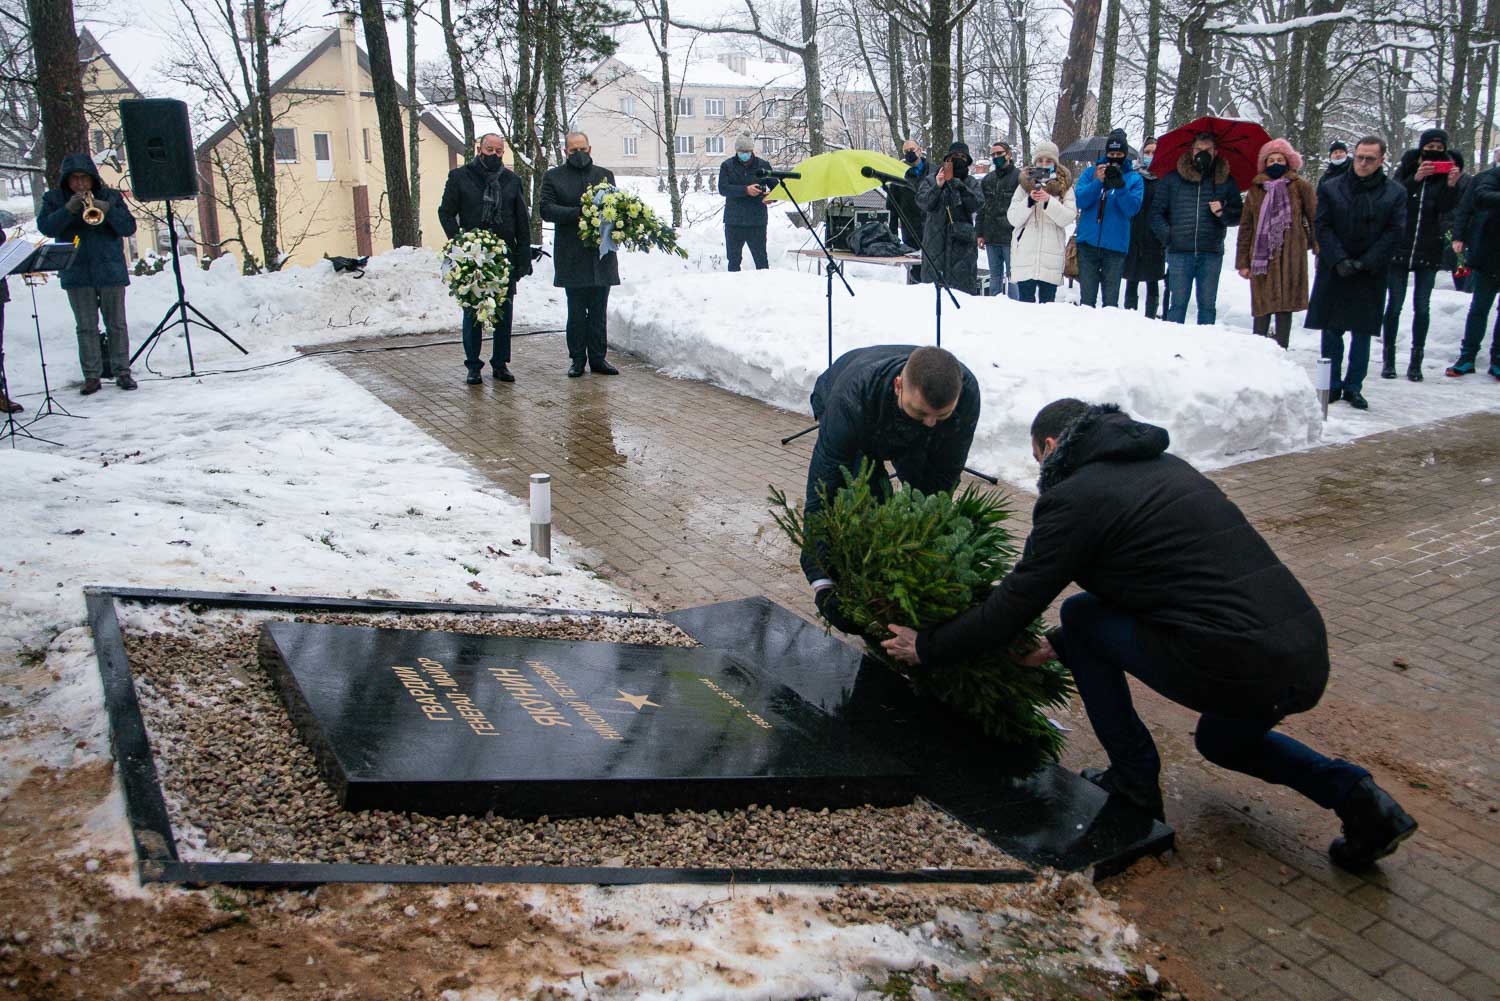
[1330,155,1348,165]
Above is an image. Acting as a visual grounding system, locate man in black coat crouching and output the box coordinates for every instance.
[439,134,532,385]
[882,398,1417,872]
[801,345,980,632]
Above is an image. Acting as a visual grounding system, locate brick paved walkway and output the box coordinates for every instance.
[330,330,1500,1001]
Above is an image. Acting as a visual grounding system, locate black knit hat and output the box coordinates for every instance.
[1419,128,1449,150]
[947,140,972,162]
[1329,140,1348,154]
[1105,128,1129,155]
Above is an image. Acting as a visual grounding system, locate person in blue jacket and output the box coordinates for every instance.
[1073,129,1145,308]
[36,152,137,394]
[1149,133,1244,325]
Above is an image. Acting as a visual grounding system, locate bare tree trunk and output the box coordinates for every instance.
[25,0,87,189]
[1285,0,1306,148]
[1444,0,1477,137]
[1484,47,1498,167]
[406,0,422,244]
[1170,4,1207,127]
[652,0,683,226]
[1095,0,1121,133]
[799,0,826,154]
[927,0,955,153]
[1143,0,1160,138]
[1012,0,1030,160]
[251,0,279,270]
[1386,49,1414,158]
[1052,0,1101,148]
[889,15,906,139]
[1297,5,1340,155]
[358,0,418,246]
[954,11,965,144]
[438,0,474,150]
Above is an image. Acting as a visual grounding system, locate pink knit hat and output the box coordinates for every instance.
[1257,138,1303,174]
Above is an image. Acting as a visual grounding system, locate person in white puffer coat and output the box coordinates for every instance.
[1008,141,1077,302]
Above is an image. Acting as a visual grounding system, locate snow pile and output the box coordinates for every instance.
[609,268,1324,486]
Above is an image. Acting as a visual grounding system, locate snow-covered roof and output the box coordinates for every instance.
[602,50,804,91]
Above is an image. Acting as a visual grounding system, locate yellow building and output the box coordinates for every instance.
[194,14,468,269]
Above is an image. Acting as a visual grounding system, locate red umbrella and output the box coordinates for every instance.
[1152,116,1274,192]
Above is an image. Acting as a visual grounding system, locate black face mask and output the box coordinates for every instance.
[479,153,502,171]
[567,150,592,170]
[950,158,970,178]
[1264,162,1289,179]
[1194,150,1214,173]
[903,150,919,164]
[1418,148,1448,161]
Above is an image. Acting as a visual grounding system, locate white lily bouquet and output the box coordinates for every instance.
[441,230,513,332]
[578,180,687,259]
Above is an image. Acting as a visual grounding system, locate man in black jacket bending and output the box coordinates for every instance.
[882,398,1417,872]
[802,345,980,631]
[438,134,532,385]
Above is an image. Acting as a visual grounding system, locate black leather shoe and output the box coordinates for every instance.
[465,370,482,385]
[1329,777,1417,871]
[1345,390,1369,410]
[80,377,102,395]
[495,364,515,383]
[1328,388,1342,403]
[590,359,620,375]
[567,360,586,378]
[1380,361,1397,379]
[115,373,137,390]
[1081,766,1165,822]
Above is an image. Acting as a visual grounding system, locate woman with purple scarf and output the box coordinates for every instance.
[1237,139,1319,348]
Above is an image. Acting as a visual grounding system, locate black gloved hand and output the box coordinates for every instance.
[65,192,86,214]
[1103,164,1125,189]
[1335,258,1359,278]
[814,588,861,634]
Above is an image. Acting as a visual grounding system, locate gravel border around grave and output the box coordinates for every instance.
[120,603,1025,872]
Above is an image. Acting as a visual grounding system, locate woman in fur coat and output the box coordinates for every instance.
[1237,138,1319,348]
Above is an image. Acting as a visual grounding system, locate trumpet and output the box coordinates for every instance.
[82,191,104,226]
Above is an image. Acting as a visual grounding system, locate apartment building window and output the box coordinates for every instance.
[865,103,879,121]
[623,136,639,156]
[761,137,779,157]
[763,98,778,115]
[704,135,724,154]
[704,98,724,118]
[674,96,693,117]
[273,128,298,163]
[362,128,371,162]
[619,95,636,116]
[91,129,106,152]
[313,132,334,181]
[675,134,695,155]
[734,97,749,115]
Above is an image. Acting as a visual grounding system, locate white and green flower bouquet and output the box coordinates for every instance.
[441,229,513,332]
[578,180,687,258]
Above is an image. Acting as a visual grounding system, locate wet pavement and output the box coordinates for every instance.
[329,328,1500,1001]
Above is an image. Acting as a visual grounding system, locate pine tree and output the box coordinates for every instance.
[770,463,1073,761]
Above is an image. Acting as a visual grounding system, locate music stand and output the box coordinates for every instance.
[130,199,245,375]
[0,243,83,446]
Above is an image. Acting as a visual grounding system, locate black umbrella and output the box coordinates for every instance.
[1059,135,1140,162]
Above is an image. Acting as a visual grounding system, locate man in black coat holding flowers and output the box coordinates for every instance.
[439,134,532,385]
[540,132,621,377]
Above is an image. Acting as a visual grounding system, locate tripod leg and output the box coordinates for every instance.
[184,301,248,354]
[130,301,185,365]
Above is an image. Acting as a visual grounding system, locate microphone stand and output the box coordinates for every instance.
[878,177,962,348]
[776,175,855,447]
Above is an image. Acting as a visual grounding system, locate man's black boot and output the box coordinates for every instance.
[1345,389,1369,410]
[590,358,620,375]
[465,370,482,385]
[1329,776,1417,871]
[1380,332,1397,379]
[1081,766,1165,822]
[567,359,586,378]
[495,364,515,383]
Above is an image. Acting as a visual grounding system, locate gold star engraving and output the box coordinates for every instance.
[613,690,660,711]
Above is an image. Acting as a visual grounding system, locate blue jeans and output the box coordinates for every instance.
[1077,242,1127,307]
[1458,270,1500,365]
[1383,267,1436,347]
[1015,279,1057,303]
[984,242,1012,296]
[1165,252,1223,324]
[1320,329,1373,393]
[1058,592,1368,811]
[461,296,514,372]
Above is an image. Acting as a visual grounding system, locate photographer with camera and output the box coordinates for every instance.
[1007,142,1076,303]
[915,141,984,295]
[1382,128,1464,382]
[717,135,773,272]
[1074,129,1145,308]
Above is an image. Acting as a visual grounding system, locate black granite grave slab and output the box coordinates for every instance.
[666,597,1174,878]
[259,620,917,818]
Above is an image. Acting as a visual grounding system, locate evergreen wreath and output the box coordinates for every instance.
[441,229,512,333]
[770,462,1074,761]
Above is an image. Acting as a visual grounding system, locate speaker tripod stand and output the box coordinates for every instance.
[131,200,245,376]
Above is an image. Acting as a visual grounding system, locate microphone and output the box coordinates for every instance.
[860,165,909,186]
[757,169,802,181]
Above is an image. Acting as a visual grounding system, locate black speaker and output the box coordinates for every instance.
[120,98,198,201]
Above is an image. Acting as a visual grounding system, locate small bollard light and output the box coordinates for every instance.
[529,473,552,561]
[1316,357,1332,421]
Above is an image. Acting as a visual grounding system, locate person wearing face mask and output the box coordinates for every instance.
[881,397,1418,873]
[1305,136,1407,409]
[1383,128,1464,381]
[1073,128,1146,308]
[885,139,928,270]
[717,135,773,272]
[540,132,621,378]
[1322,141,1351,186]
[1125,138,1168,318]
[978,141,1020,296]
[915,141,984,294]
[439,134,533,385]
[1236,139,1318,349]
[1149,132,1243,325]
[1007,142,1076,303]
[799,345,980,635]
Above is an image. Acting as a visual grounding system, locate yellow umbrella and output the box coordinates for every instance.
[762,149,914,204]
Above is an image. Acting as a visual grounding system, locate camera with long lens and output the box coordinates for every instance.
[1103,162,1125,189]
